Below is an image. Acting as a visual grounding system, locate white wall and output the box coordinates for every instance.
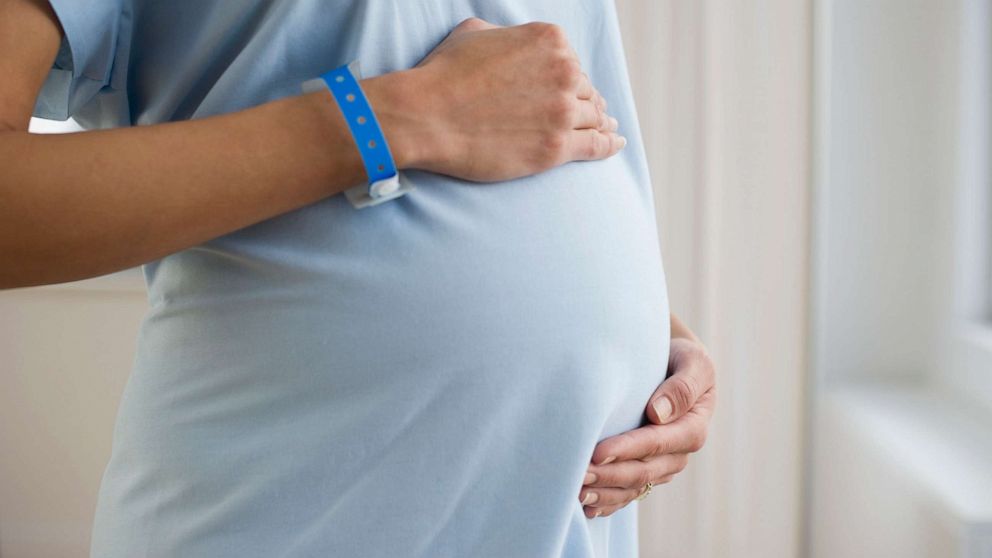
[616,1,811,556]
[0,283,146,557]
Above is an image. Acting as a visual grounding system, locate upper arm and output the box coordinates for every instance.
[0,0,63,132]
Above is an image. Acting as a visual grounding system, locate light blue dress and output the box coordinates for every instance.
[34,1,671,556]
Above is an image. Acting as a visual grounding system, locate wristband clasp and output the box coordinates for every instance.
[302,61,413,209]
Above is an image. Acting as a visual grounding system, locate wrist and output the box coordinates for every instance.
[360,68,440,171]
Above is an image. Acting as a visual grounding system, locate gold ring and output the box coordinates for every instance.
[635,481,654,501]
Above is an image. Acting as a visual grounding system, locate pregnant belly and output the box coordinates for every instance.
[101,156,670,554]
[141,154,669,438]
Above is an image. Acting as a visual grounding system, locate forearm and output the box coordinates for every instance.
[0,71,425,289]
[1,13,623,289]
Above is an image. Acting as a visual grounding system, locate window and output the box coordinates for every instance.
[810,4,992,555]
[947,0,992,411]
[812,0,992,406]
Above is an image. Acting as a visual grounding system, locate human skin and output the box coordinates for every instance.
[0,6,622,288]
[1,1,715,519]
[580,313,716,518]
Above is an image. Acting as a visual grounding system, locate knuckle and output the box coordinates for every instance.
[455,17,490,34]
[668,376,699,412]
[686,342,717,380]
[548,94,575,127]
[611,431,636,456]
[591,90,607,112]
[580,133,602,160]
[539,131,567,164]
[649,435,668,458]
[686,344,706,364]
[525,21,553,39]
[593,132,612,159]
[675,454,690,473]
[543,130,567,152]
[579,70,590,88]
[553,58,583,90]
[537,22,569,46]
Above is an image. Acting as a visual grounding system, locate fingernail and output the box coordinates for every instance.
[653,396,672,423]
[594,510,603,517]
[583,472,597,485]
[618,135,627,149]
[597,455,616,466]
[609,116,619,131]
[581,491,599,505]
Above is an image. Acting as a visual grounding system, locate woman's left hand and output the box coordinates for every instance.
[579,336,717,518]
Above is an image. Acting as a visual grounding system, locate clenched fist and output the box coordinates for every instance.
[363,17,625,182]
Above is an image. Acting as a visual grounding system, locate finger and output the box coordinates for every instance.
[567,129,626,161]
[647,345,716,425]
[583,498,642,519]
[573,75,610,129]
[605,115,619,133]
[450,16,499,36]
[584,503,629,519]
[573,99,606,130]
[579,485,641,509]
[585,505,607,519]
[583,474,677,519]
[576,72,594,100]
[582,478,673,509]
[589,396,713,464]
[582,453,689,489]
[585,89,608,111]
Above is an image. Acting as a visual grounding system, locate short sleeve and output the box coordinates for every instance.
[32,0,133,124]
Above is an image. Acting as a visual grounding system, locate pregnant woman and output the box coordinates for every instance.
[1,0,717,556]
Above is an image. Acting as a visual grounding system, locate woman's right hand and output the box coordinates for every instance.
[362,17,625,182]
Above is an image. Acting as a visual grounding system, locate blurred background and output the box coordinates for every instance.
[2,0,990,556]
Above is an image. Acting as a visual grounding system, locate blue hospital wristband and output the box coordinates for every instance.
[302,61,414,208]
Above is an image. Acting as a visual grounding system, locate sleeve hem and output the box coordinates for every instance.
[47,0,90,81]
[30,0,130,123]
